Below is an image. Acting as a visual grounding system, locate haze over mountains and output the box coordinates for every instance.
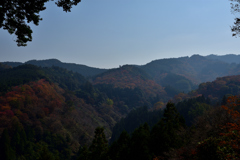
[2,54,240,94]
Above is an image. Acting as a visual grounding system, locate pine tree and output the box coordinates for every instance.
[129,123,152,160]
[109,130,130,160]
[89,127,109,160]
[77,145,89,160]
[150,102,185,157]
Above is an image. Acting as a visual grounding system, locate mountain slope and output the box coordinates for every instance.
[205,54,240,64]
[2,59,107,77]
[0,79,118,152]
[141,55,237,85]
[2,54,240,95]
[93,65,167,98]
[196,75,240,102]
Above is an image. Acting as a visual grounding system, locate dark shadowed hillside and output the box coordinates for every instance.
[2,59,107,77]
[2,55,240,94]
[140,55,238,85]
[0,63,11,70]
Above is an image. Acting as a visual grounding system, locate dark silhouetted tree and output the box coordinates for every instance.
[129,123,152,160]
[0,0,81,46]
[109,130,130,160]
[77,145,89,160]
[89,127,109,160]
[150,102,185,157]
[230,0,240,36]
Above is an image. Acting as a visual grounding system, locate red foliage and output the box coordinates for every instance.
[5,110,14,117]
[93,67,167,98]
[0,79,65,129]
[191,96,240,159]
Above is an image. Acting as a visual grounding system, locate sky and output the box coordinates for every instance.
[1,0,240,69]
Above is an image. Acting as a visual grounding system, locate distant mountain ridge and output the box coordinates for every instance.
[2,59,107,77]
[205,54,240,64]
[2,54,240,94]
[140,54,238,84]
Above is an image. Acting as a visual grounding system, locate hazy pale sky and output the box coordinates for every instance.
[1,0,240,68]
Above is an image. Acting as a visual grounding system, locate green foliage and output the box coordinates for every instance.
[129,123,152,160]
[88,127,109,160]
[42,66,87,91]
[0,64,46,92]
[150,102,185,156]
[95,84,148,110]
[110,106,163,143]
[0,125,69,160]
[108,103,186,160]
[106,98,114,106]
[176,95,211,126]
[161,73,195,93]
[77,145,89,160]
[108,130,130,160]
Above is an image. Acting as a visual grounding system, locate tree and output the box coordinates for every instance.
[230,0,240,36]
[191,96,240,159]
[150,102,185,157]
[88,127,109,160]
[129,123,152,160]
[0,0,81,46]
[77,145,89,160]
[108,130,131,160]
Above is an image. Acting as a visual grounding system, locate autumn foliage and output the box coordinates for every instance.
[93,65,167,98]
[191,96,240,159]
[0,79,64,131]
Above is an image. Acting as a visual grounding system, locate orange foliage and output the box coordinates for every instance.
[218,96,240,159]
[193,96,240,159]
[0,79,65,129]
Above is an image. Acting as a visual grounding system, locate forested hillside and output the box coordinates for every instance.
[93,65,167,99]
[3,54,240,95]
[0,64,123,159]
[172,74,240,104]
[1,55,240,159]
[0,63,172,159]
[141,54,238,85]
[2,59,107,77]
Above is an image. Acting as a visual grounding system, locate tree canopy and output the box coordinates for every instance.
[0,0,81,46]
[230,0,240,36]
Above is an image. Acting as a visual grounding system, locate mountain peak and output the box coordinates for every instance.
[26,59,61,64]
[190,54,206,60]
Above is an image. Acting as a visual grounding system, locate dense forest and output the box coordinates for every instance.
[1,55,240,159]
